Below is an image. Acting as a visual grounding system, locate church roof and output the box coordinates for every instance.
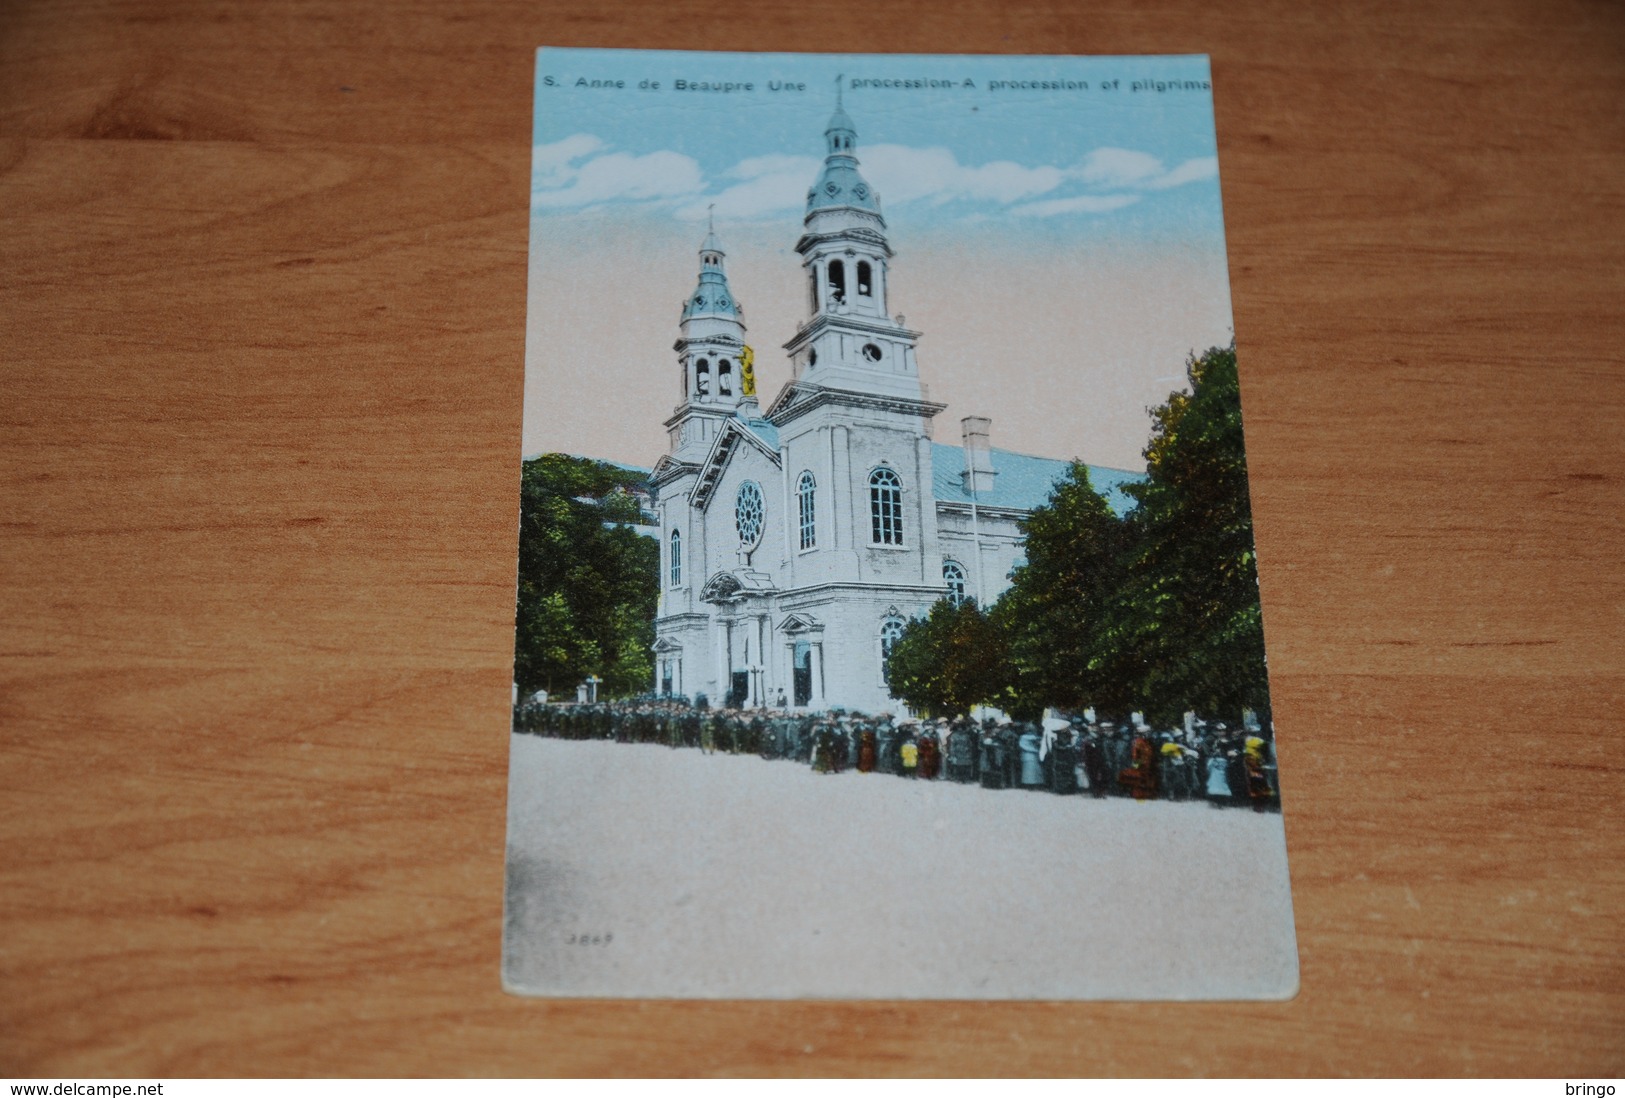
[735,415,779,451]
[929,443,1143,517]
[807,100,882,218]
[681,226,741,322]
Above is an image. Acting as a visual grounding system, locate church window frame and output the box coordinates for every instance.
[879,615,906,686]
[943,560,966,606]
[718,358,733,396]
[797,471,817,551]
[735,480,765,551]
[670,529,682,588]
[695,357,711,397]
[857,261,872,297]
[828,259,846,305]
[868,466,904,546]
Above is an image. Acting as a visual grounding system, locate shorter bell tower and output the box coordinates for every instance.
[666,216,753,462]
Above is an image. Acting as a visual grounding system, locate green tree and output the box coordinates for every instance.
[1114,343,1269,725]
[513,454,659,699]
[885,598,1010,718]
[992,462,1132,719]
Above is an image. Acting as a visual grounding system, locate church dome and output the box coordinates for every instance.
[806,101,882,218]
[682,225,741,321]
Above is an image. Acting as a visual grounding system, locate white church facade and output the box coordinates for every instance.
[650,101,1138,714]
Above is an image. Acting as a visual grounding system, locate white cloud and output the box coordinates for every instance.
[532,150,706,210]
[1010,194,1142,218]
[728,154,822,181]
[527,138,1211,220]
[862,144,1064,206]
[676,154,822,220]
[1143,156,1219,190]
[1073,147,1165,188]
[532,134,605,188]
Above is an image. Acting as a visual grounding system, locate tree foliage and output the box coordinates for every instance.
[885,598,1010,718]
[994,462,1132,719]
[1114,343,1269,725]
[513,454,659,699]
[889,343,1270,726]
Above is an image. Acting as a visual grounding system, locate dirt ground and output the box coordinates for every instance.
[503,735,1298,999]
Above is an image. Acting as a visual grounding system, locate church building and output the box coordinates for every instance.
[650,100,1139,714]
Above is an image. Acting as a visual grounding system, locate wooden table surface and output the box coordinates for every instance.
[3,0,1621,1078]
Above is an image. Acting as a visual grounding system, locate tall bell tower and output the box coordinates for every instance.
[783,91,923,401]
[666,216,754,462]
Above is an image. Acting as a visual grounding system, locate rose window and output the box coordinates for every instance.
[735,481,764,549]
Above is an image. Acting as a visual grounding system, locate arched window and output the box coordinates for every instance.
[869,467,903,545]
[809,271,820,315]
[857,261,872,297]
[880,616,906,684]
[828,260,846,305]
[943,560,966,606]
[797,471,817,550]
[718,359,733,396]
[695,358,711,397]
[669,530,682,587]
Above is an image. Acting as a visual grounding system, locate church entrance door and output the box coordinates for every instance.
[793,641,812,707]
[728,671,749,710]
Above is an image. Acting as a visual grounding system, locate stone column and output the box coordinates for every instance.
[810,641,826,709]
[713,620,728,706]
[757,614,770,707]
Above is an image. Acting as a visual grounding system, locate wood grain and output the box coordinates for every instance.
[2,0,1621,1077]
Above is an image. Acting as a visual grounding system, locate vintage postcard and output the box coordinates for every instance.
[504,48,1297,999]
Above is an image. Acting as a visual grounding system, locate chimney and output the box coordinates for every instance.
[960,415,996,496]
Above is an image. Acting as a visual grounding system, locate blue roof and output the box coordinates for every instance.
[736,416,780,452]
[930,443,1142,517]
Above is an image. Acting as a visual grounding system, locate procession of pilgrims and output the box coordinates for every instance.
[512,698,1282,810]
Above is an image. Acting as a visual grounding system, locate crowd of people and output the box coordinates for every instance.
[513,697,1281,810]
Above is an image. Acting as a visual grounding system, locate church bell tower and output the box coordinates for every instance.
[666,217,755,462]
[783,91,923,401]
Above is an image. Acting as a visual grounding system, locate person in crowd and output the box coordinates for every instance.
[979,728,1007,790]
[899,729,919,778]
[946,719,977,783]
[1244,735,1273,811]
[858,726,877,773]
[811,726,833,774]
[1081,724,1109,798]
[1119,725,1158,800]
[1158,734,1188,802]
[1018,724,1044,789]
[918,723,942,780]
[1049,725,1080,795]
[1205,747,1232,805]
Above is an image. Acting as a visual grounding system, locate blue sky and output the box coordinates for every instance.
[524,49,1239,470]
[532,49,1227,243]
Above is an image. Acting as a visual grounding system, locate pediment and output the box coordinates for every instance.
[700,570,778,603]
[690,417,781,511]
[777,612,823,634]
